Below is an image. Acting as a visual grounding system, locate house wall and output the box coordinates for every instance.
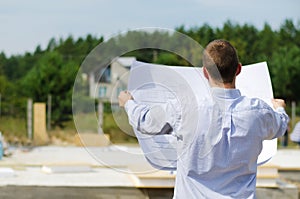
[95,61,130,103]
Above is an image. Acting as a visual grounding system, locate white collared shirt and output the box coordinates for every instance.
[125,88,289,199]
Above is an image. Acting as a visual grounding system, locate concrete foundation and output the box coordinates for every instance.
[0,147,299,199]
[0,186,298,199]
[0,186,145,199]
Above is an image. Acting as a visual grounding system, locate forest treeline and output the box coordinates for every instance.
[0,19,299,127]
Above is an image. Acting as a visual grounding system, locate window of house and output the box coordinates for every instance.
[99,86,107,98]
[99,65,111,83]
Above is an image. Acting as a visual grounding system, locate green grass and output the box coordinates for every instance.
[72,110,137,143]
[73,113,98,133]
[0,116,28,144]
[103,110,137,143]
[1,114,298,146]
[0,112,133,145]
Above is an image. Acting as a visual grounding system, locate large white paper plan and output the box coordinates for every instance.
[128,61,276,170]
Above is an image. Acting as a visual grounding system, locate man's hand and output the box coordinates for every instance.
[118,91,133,107]
[272,99,286,109]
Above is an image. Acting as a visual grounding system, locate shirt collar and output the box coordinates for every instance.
[210,87,241,99]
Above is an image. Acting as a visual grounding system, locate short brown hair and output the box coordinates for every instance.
[202,39,239,83]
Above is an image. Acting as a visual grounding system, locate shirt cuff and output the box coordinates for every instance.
[124,100,136,113]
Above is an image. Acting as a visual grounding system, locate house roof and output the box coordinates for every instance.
[89,56,136,75]
[116,57,136,67]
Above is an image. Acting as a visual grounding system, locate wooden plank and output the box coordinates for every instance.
[41,165,92,174]
[33,103,49,145]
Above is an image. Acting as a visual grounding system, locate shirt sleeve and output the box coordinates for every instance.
[263,106,289,140]
[124,100,176,135]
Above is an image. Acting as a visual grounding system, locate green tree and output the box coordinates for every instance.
[22,51,79,126]
[278,19,300,47]
[256,23,278,61]
[1,20,300,123]
[269,45,300,101]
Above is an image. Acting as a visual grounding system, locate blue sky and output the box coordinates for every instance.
[0,0,299,56]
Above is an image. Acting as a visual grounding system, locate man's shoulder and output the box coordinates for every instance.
[233,96,273,113]
[196,93,273,114]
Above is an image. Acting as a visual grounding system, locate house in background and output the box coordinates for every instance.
[89,57,136,104]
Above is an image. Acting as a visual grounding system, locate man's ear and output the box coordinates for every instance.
[235,63,242,76]
[203,67,209,80]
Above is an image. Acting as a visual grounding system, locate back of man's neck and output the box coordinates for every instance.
[209,81,236,89]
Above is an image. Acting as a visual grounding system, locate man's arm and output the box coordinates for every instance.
[118,91,173,134]
[264,98,289,140]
